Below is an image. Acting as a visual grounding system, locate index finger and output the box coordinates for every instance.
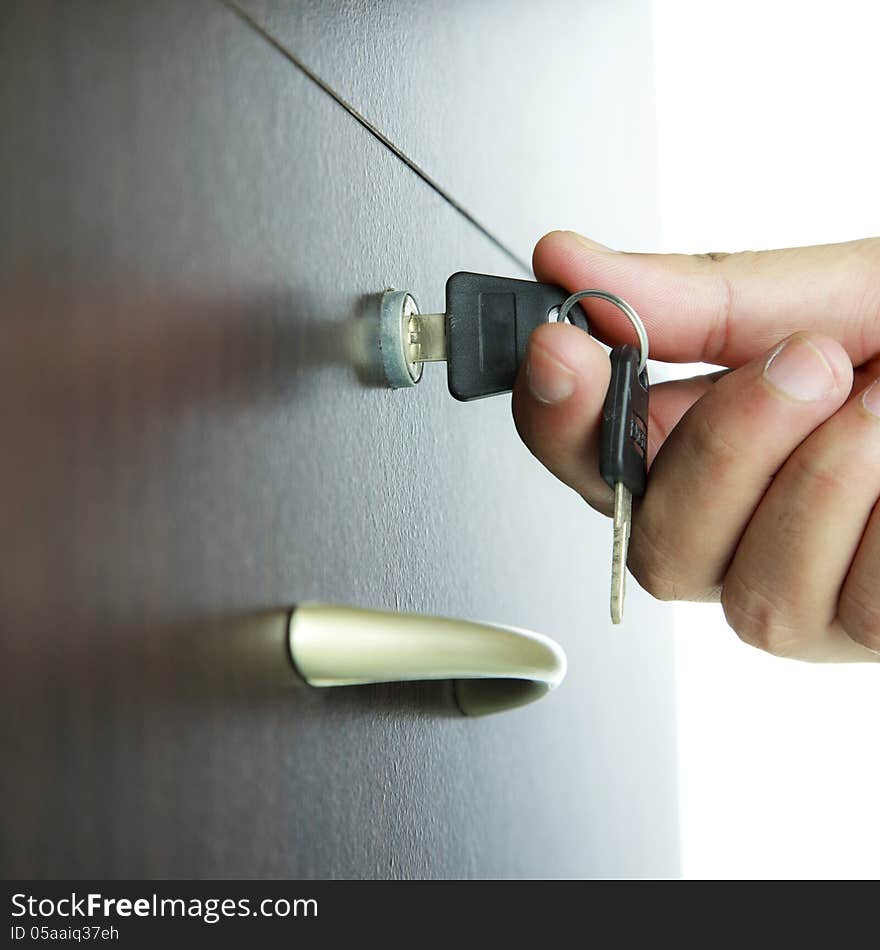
[533,231,880,367]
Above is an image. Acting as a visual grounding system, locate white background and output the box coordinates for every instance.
[651,0,880,878]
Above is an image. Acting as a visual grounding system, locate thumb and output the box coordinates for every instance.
[534,231,880,367]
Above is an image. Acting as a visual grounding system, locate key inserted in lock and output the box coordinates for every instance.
[378,273,651,626]
[379,272,589,400]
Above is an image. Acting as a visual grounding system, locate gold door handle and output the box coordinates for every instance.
[289,603,566,716]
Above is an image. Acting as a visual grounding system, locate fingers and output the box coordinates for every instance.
[853,355,880,395]
[512,322,717,515]
[533,230,880,367]
[627,332,853,601]
[839,386,880,650]
[839,501,880,654]
[526,229,880,662]
[512,323,614,512]
[721,377,880,661]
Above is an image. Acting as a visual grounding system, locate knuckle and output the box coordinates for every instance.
[786,450,850,498]
[840,579,880,653]
[685,406,744,475]
[629,514,685,602]
[852,238,880,324]
[721,571,804,658]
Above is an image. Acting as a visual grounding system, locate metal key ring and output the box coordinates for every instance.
[557,290,649,374]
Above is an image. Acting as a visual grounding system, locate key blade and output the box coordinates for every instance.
[406,312,448,363]
[611,481,632,625]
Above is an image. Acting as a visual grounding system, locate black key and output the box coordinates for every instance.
[600,344,649,497]
[444,271,588,401]
[600,344,649,624]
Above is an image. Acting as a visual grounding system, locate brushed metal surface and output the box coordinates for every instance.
[0,0,677,877]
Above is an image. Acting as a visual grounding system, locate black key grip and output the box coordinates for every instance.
[600,345,649,497]
[445,272,586,401]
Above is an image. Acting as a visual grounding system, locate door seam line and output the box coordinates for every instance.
[219,0,530,274]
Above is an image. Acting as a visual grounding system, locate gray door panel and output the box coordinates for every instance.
[0,0,677,878]
[236,0,660,263]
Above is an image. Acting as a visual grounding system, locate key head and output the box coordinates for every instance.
[600,344,649,497]
[445,272,587,401]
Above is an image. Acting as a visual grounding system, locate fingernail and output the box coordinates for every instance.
[862,379,880,419]
[564,231,617,253]
[526,343,577,405]
[763,335,836,402]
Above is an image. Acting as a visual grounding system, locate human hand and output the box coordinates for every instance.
[513,231,880,661]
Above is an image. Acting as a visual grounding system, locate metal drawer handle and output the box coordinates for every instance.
[288,603,566,716]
